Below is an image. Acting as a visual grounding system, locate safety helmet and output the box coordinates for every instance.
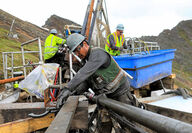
[50,29,58,34]
[116,24,124,31]
[66,33,85,53]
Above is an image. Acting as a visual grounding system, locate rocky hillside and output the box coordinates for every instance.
[0,10,81,80]
[0,10,81,42]
[43,14,81,34]
[0,9,49,41]
[141,20,192,88]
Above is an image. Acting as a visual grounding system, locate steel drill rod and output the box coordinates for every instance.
[96,96,192,133]
[81,2,90,35]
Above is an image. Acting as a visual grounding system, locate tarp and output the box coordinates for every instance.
[19,63,59,99]
[149,96,192,113]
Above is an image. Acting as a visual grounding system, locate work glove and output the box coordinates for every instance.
[118,46,124,51]
[56,87,71,109]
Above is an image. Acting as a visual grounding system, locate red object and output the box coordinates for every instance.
[50,68,59,101]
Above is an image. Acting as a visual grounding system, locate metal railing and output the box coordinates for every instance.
[21,37,43,77]
[122,37,160,55]
[2,37,43,80]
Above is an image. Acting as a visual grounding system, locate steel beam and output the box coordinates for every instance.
[45,96,79,133]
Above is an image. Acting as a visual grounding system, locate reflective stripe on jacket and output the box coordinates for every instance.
[44,34,66,60]
[105,32,124,56]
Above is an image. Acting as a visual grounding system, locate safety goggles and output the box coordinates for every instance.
[75,42,84,52]
[119,31,123,34]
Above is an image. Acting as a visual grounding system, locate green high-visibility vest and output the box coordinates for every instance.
[44,34,66,60]
[91,48,126,93]
[105,32,125,56]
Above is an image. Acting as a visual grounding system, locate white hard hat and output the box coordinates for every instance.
[50,29,58,34]
[116,24,124,31]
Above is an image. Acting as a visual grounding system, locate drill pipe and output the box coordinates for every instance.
[95,95,192,133]
[0,76,24,85]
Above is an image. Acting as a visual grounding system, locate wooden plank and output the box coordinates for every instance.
[0,102,44,109]
[71,101,88,129]
[134,89,141,98]
[0,102,45,124]
[45,96,79,133]
[146,104,192,124]
[168,74,176,79]
[0,113,54,133]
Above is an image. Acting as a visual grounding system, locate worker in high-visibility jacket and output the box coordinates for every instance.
[44,29,66,64]
[105,24,127,56]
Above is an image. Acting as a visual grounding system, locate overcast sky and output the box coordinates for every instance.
[1,0,192,37]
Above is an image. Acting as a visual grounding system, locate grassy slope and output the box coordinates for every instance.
[0,28,44,80]
[173,62,192,90]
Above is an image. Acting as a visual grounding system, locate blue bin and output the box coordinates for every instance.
[113,49,176,88]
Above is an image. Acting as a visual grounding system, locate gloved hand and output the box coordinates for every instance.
[118,46,124,51]
[56,87,71,109]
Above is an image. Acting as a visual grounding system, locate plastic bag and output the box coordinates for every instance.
[19,63,59,99]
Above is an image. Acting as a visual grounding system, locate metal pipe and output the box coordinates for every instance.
[23,63,42,67]
[11,53,14,78]
[72,52,82,62]
[21,38,39,46]
[6,65,36,70]
[81,0,91,35]
[38,37,43,63]
[103,0,109,25]
[2,51,39,54]
[85,0,95,39]
[71,69,77,75]
[48,84,66,89]
[59,67,62,90]
[2,53,5,79]
[9,19,15,33]
[134,41,158,45]
[122,70,133,79]
[88,0,100,43]
[5,54,8,79]
[0,76,24,85]
[21,46,26,77]
[96,96,192,133]
[69,53,73,80]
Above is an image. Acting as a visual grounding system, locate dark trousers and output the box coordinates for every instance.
[97,79,140,133]
[45,52,65,66]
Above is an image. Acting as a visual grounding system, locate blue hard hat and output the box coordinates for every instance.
[50,29,58,34]
[116,24,124,31]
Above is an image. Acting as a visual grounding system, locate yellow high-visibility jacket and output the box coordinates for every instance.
[44,34,66,60]
[105,32,124,56]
